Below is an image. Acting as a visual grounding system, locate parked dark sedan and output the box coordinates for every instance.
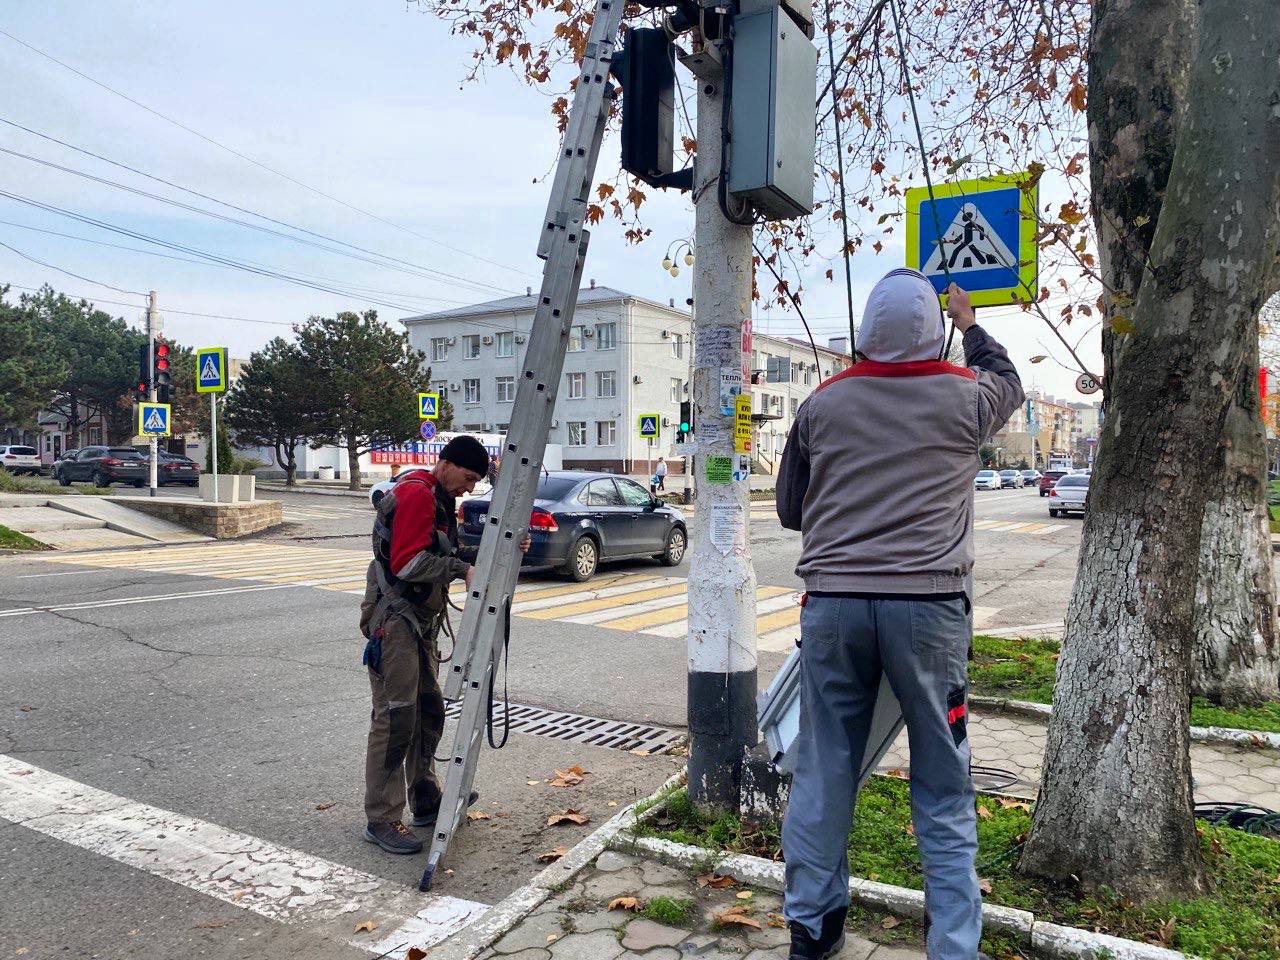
[159,452,201,486]
[459,471,688,581]
[53,446,148,487]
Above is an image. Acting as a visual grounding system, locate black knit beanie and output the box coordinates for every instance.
[440,435,490,476]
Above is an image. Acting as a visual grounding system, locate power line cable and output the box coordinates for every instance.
[1,282,295,327]
[0,28,539,280]
[0,238,146,298]
[821,0,856,344]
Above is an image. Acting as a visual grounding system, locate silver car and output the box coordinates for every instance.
[0,445,42,475]
[997,469,1024,489]
[1049,474,1089,516]
[974,469,1001,491]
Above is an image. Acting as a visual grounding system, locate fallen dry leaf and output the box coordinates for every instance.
[405,948,428,960]
[15,949,30,956]
[314,802,336,811]
[546,934,558,944]
[696,872,737,889]
[18,705,35,712]
[628,748,651,756]
[905,823,916,836]
[885,768,906,779]
[608,896,644,912]
[13,770,33,777]
[196,919,227,929]
[231,890,250,901]
[547,808,590,826]
[466,810,491,821]
[354,920,378,934]
[713,905,762,930]
[979,878,993,895]
[735,890,754,900]
[766,913,786,928]
[127,930,140,936]
[977,804,993,820]
[607,800,618,807]
[537,846,569,863]
[527,780,541,786]
[996,797,1031,811]
[881,916,901,930]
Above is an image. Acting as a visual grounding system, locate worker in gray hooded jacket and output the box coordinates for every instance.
[775,269,1023,960]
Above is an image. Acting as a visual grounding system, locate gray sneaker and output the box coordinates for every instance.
[411,790,479,829]
[363,820,423,855]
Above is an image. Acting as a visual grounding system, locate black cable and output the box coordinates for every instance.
[821,0,856,345]
[716,18,757,227]
[0,239,146,298]
[754,242,822,372]
[486,597,513,749]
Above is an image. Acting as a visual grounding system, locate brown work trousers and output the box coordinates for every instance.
[363,614,445,824]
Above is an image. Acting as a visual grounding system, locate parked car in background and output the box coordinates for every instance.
[459,471,687,582]
[1048,474,1090,516]
[53,446,148,488]
[975,470,1002,491]
[0,445,42,475]
[1020,469,1042,486]
[1038,470,1068,497]
[159,452,201,486]
[998,469,1024,489]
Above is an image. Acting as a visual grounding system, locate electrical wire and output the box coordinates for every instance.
[0,282,293,326]
[754,242,822,372]
[0,28,538,280]
[821,0,856,345]
[0,239,146,298]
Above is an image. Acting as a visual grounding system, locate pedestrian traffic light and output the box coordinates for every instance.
[153,340,173,404]
[613,27,691,192]
[678,400,693,442]
[136,343,149,399]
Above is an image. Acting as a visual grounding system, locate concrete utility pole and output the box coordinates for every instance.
[146,290,159,497]
[686,56,758,811]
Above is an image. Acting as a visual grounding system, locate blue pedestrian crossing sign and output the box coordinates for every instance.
[196,347,228,393]
[905,173,1038,308]
[138,402,171,437]
[418,392,440,421]
[637,414,660,440]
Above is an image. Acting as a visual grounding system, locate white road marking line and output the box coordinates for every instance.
[0,578,358,618]
[1029,524,1068,535]
[0,756,486,954]
[641,591,801,638]
[757,622,801,653]
[13,570,99,578]
[562,590,690,625]
[509,577,682,614]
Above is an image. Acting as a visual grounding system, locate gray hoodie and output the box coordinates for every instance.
[776,269,1024,594]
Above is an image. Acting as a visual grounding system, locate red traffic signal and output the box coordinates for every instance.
[155,341,171,372]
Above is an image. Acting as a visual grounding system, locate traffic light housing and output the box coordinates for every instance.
[153,340,173,404]
[136,343,150,399]
[677,400,693,442]
[613,27,691,191]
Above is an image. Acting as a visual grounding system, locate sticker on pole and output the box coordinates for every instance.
[637,414,660,440]
[138,402,171,437]
[905,172,1038,308]
[418,392,440,420]
[734,394,753,454]
[195,347,228,393]
[420,421,438,441]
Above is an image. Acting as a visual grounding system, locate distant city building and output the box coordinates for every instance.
[993,392,1080,468]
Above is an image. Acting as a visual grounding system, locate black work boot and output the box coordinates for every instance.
[363,820,424,855]
[789,907,847,959]
[410,790,480,828]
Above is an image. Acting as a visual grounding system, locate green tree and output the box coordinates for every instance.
[223,338,312,486]
[297,310,430,490]
[203,418,233,475]
[0,286,67,428]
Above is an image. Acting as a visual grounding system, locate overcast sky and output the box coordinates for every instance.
[0,0,1101,401]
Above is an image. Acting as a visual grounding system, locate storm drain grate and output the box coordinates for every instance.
[444,700,684,755]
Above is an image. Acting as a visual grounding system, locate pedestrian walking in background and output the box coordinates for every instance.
[655,456,668,491]
[776,270,1023,960]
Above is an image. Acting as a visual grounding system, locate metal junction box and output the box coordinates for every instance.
[728,4,817,220]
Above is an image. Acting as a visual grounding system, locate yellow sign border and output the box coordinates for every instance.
[637,413,661,439]
[418,391,440,421]
[195,347,228,394]
[138,402,172,437]
[904,172,1038,309]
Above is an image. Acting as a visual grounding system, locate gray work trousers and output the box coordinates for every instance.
[782,595,980,960]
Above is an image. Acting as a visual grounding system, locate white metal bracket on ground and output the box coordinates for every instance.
[419,0,626,892]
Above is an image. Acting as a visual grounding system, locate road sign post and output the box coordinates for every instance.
[905,172,1038,308]
[197,347,229,504]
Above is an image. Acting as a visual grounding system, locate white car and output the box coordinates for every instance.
[1048,474,1089,516]
[975,470,1002,491]
[997,469,1024,489]
[0,445,42,475]
[369,468,492,508]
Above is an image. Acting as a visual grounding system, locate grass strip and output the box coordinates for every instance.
[969,633,1280,735]
[0,469,110,496]
[0,523,49,551]
[637,780,1280,960]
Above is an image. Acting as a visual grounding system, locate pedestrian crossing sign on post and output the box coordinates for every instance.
[195,347,228,393]
[138,402,171,437]
[905,172,1038,308]
[637,414,660,439]
[418,392,439,421]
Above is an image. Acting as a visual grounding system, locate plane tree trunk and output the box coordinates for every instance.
[1020,0,1280,900]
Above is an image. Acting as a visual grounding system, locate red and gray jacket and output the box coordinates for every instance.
[777,325,1023,594]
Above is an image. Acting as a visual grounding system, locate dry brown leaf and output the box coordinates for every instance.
[405,948,428,960]
[608,896,644,912]
[905,823,915,836]
[537,846,569,863]
[766,913,786,928]
[196,920,227,929]
[977,804,993,820]
[548,767,585,788]
[696,872,737,889]
[996,797,1031,811]
[881,916,901,930]
[628,748,651,756]
[18,705,35,712]
[978,878,993,895]
[546,934,558,944]
[607,800,618,807]
[127,931,140,937]
[735,890,754,900]
[231,891,250,901]
[527,780,541,786]
[15,949,29,956]
[354,920,378,934]
[547,809,590,826]
[13,769,33,777]
[885,768,905,779]
[713,905,762,930]
[466,810,491,821]
[314,802,336,811]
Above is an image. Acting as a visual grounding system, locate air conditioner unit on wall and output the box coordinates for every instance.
[662,417,671,427]
[446,337,456,345]
[551,419,560,428]
[633,375,643,384]
[515,335,526,344]
[449,382,460,391]
[583,328,594,338]
[660,330,670,338]
[482,336,494,345]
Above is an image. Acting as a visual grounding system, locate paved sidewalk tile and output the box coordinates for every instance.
[475,850,927,960]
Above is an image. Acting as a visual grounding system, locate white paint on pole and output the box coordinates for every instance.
[147,291,159,497]
[210,392,219,504]
[0,755,486,953]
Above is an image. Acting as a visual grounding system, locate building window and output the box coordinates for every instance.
[804,367,812,386]
[463,334,481,359]
[431,379,448,398]
[790,397,798,417]
[462,422,486,432]
[771,395,783,415]
[495,331,515,357]
[791,364,800,383]
[596,420,617,445]
[670,378,682,403]
[496,422,510,433]
[431,337,449,362]
[775,432,785,453]
[567,372,586,399]
[568,326,585,352]
[595,322,617,349]
[567,421,587,446]
[596,370,617,398]
[464,378,480,403]
[496,376,516,402]
[671,332,684,359]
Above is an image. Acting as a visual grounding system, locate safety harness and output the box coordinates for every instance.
[366,474,456,641]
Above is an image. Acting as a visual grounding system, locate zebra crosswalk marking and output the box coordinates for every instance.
[973,519,1068,535]
[518,582,689,620]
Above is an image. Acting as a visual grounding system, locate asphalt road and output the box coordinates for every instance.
[0,482,1077,958]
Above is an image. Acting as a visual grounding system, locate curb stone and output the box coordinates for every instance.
[425,771,684,960]
[612,825,1195,960]
[257,482,371,500]
[969,695,1280,752]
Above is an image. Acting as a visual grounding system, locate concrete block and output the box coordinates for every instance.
[1031,921,1188,959]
